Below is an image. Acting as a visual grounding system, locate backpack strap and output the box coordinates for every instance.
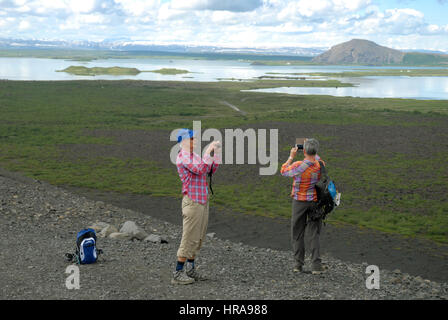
[208,163,214,196]
[318,160,327,179]
[65,249,81,264]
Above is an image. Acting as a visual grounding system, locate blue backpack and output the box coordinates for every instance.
[66,228,102,264]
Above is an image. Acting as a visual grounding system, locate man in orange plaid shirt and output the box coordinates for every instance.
[281,138,326,274]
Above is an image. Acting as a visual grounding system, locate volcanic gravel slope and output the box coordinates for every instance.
[0,168,447,300]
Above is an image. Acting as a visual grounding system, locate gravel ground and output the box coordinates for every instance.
[1,171,447,300]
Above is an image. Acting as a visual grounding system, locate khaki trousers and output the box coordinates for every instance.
[177,195,209,259]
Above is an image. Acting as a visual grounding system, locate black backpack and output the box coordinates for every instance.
[308,161,336,221]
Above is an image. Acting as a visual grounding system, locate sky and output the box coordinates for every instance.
[1,0,447,51]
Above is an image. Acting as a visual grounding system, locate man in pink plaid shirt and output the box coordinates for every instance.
[172,128,220,285]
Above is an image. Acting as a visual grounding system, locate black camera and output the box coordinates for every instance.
[295,138,305,150]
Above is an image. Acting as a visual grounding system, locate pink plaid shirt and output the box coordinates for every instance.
[176,149,219,204]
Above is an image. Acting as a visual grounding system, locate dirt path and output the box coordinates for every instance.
[219,100,247,115]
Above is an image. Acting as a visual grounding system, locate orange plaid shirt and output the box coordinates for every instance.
[280,155,324,202]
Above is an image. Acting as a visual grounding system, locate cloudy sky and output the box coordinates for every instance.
[1,0,447,51]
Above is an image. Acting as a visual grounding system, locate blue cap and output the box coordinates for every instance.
[177,128,195,143]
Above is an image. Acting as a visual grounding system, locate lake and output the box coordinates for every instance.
[0,57,447,100]
[244,76,448,100]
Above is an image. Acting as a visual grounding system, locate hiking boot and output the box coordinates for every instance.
[293,263,303,273]
[171,269,195,285]
[186,266,207,281]
[311,263,325,275]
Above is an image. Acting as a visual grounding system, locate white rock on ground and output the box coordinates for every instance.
[88,221,110,232]
[108,232,132,240]
[119,220,148,240]
[99,225,118,238]
[144,234,168,243]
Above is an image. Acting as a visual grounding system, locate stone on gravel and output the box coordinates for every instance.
[88,222,110,232]
[207,232,216,239]
[108,232,132,240]
[99,225,118,238]
[144,234,162,243]
[119,221,148,240]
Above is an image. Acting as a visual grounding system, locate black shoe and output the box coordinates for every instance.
[293,263,303,273]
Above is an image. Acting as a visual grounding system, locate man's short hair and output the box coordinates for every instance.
[304,138,319,156]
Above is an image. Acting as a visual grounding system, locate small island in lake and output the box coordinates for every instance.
[57,66,141,76]
[148,68,190,75]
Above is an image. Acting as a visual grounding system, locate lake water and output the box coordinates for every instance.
[0,57,447,100]
[244,76,448,100]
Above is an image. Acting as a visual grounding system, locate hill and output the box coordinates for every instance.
[313,39,448,66]
[312,39,404,65]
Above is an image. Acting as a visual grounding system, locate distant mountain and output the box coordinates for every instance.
[2,37,447,65]
[312,39,404,65]
[0,38,325,57]
[312,39,448,66]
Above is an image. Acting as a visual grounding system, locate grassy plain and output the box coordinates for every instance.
[0,80,447,243]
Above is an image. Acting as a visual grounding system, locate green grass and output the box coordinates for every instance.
[0,80,447,244]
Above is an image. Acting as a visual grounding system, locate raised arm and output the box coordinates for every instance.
[281,161,309,177]
[280,146,309,177]
[181,152,211,176]
[208,150,221,174]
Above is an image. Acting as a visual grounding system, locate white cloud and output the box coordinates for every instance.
[157,2,185,21]
[13,0,27,6]
[18,19,30,30]
[59,13,108,30]
[170,0,263,12]
[68,0,98,14]
[277,0,371,20]
[0,0,447,51]
[114,0,160,17]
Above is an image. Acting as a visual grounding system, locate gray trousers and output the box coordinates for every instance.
[291,200,322,267]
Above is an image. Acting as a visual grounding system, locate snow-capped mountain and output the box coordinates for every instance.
[0,38,327,56]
